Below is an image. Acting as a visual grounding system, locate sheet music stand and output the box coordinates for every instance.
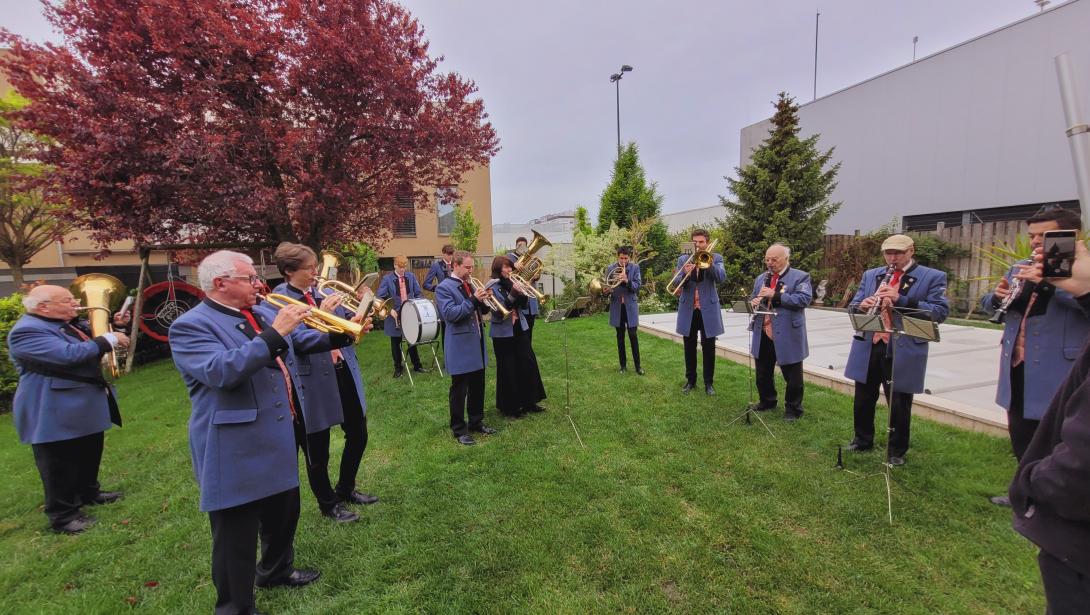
[725,299,777,437]
[550,296,590,449]
[837,304,938,524]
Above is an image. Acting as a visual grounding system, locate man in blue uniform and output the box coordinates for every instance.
[8,284,129,534]
[844,234,949,466]
[674,229,726,395]
[605,246,643,374]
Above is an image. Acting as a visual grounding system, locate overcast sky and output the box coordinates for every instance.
[1,0,1052,223]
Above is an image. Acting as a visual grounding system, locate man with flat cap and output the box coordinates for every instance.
[844,234,948,465]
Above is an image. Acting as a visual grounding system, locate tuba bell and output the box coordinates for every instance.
[71,273,127,380]
[512,230,552,281]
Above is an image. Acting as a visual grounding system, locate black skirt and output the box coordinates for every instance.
[493,320,546,414]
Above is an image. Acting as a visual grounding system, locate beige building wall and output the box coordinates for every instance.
[381,164,493,260]
[0,49,12,98]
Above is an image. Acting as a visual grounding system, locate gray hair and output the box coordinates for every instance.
[21,294,44,311]
[197,250,253,291]
[770,242,791,259]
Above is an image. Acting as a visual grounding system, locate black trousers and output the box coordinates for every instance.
[390,336,421,370]
[301,364,369,512]
[683,309,716,385]
[449,368,485,436]
[615,308,641,369]
[1039,550,1090,615]
[208,487,300,615]
[755,332,804,417]
[1008,364,1040,461]
[31,431,105,528]
[852,341,913,457]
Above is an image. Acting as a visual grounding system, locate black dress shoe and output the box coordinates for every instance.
[705,384,716,396]
[257,568,321,589]
[321,503,359,523]
[86,491,123,506]
[341,491,379,505]
[681,382,695,393]
[456,434,476,446]
[989,495,1012,507]
[887,456,906,466]
[783,414,800,423]
[471,424,497,434]
[412,366,428,374]
[525,404,545,413]
[749,403,775,412]
[53,514,96,535]
[393,367,404,378]
[619,365,627,373]
[635,367,644,375]
[846,441,873,452]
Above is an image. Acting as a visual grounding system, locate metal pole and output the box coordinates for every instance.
[813,12,820,100]
[615,78,622,155]
[1055,53,1090,231]
[125,247,150,374]
[912,36,918,62]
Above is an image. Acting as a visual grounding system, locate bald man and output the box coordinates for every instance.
[8,285,130,534]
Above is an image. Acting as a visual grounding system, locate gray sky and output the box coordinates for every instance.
[1,0,1049,223]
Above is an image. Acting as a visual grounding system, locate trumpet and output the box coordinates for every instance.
[316,273,390,320]
[666,239,719,297]
[865,266,896,315]
[509,271,546,302]
[258,293,365,343]
[589,263,627,296]
[469,277,511,318]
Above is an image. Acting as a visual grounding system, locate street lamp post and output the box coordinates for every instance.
[609,64,633,155]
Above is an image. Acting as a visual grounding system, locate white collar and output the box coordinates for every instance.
[208,296,242,314]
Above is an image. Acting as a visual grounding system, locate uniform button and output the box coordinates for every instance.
[277,415,285,421]
[275,401,283,407]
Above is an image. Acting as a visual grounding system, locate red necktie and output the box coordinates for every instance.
[461,280,480,326]
[67,324,92,341]
[399,276,408,302]
[303,291,344,363]
[240,308,299,421]
[1012,292,1038,367]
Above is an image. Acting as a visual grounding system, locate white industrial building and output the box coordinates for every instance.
[739,0,1089,234]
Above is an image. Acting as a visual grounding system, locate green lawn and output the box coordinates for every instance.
[0,314,1042,614]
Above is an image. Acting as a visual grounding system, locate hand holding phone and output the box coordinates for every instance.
[1042,230,1077,278]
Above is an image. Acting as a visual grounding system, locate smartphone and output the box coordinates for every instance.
[1042,230,1077,278]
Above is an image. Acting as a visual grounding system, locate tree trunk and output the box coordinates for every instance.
[10,264,24,290]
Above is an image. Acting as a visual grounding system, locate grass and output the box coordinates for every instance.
[0,314,1041,614]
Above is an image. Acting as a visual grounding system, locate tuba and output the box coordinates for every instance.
[666,239,718,296]
[512,230,552,281]
[259,293,365,343]
[469,277,511,318]
[71,273,127,380]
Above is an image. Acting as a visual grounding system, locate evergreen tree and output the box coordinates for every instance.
[451,204,481,252]
[597,142,672,279]
[719,92,841,290]
[574,205,593,237]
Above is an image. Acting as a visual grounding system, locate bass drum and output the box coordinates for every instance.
[400,298,439,346]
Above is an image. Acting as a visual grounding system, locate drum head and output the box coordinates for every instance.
[401,301,422,345]
[401,299,438,346]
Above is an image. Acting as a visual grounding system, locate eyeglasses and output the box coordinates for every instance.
[221,275,262,285]
[40,298,80,305]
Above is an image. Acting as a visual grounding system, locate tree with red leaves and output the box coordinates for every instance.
[0,0,499,253]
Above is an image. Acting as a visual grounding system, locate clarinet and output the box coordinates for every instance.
[989,276,1026,324]
[747,271,775,331]
[865,266,895,315]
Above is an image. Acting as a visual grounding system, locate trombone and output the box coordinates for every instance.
[259,293,365,343]
[666,239,719,297]
[469,277,511,318]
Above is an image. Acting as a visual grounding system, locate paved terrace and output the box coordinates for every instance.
[639,308,1007,436]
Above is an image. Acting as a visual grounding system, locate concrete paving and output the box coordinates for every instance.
[639,308,1008,436]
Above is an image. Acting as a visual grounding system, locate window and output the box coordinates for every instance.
[436,186,458,235]
[393,184,416,237]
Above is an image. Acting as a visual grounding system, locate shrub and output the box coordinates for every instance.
[0,293,25,412]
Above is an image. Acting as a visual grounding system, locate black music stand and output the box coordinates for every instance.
[550,296,591,449]
[726,299,777,437]
[837,304,939,524]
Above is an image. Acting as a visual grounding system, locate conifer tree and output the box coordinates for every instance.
[597,142,671,275]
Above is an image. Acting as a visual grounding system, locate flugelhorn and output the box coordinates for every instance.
[470,277,511,318]
[71,273,126,380]
[509,271,546,302]
[316,273,390,320]
[666,239,719,297]
[259,293,365,342]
